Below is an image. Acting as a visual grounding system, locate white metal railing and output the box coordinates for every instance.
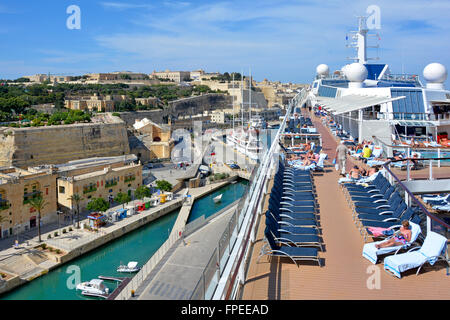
[115,89,308,300]
[210,89,307,300]
[114,227,183,300]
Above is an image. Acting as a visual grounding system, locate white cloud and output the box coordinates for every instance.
[100,2,152,10]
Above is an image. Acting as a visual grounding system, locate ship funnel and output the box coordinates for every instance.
[423,63,447,90]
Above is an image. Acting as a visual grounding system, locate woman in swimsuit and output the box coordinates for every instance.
[375,220,412,249]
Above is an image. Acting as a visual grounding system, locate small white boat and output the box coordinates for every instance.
[213,194,223,203]
[76,279,109,296]
[117,261,140,273]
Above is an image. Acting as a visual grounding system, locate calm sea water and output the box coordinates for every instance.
[187,180,249,223]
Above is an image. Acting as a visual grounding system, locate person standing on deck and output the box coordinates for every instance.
[335,141,349,176]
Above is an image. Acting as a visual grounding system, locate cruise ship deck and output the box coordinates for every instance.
[241,114,450,300]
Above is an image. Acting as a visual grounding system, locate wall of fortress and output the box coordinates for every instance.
[0,122,130,168]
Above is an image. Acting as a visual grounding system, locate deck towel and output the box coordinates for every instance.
[383,231,447,278]
[362,222,421,265]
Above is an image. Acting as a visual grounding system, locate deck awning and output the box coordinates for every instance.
[316,95,406,115]
[392,120,437,127]
[430,99,450,105]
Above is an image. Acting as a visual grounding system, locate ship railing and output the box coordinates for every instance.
[114,226,183,300]
[382,157,449,274]
[362,111,446,121]
[372,135,450,168]
[379,73,420,82]
[188,89,305,300]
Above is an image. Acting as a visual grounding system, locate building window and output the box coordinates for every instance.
[83,183,97,194]
[59,186,65,194]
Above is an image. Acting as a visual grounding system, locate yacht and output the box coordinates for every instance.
[213,194,223,203]
[76,279,109,296]
[248,115,265,129]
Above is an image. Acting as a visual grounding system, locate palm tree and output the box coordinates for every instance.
[28,195,48,243]
[68,194,83,229]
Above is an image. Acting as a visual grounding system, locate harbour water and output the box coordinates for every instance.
[1,180,248,300]
[187,179,248,223]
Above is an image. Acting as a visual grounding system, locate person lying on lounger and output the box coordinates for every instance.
[349,165,361,180]
[375,220,412,249]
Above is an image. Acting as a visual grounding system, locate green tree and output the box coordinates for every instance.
[86,198,110,213]
[68,194,83,229]
[114,192,131,207]
[28,195,48,243]
[134,186,152,200]
[155,180,173,192]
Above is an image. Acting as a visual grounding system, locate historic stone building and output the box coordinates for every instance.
[0,166,57,238]
[57,161,142,214]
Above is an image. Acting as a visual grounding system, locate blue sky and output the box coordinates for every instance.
[0,0,449,85]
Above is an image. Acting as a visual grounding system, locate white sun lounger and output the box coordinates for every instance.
[362,222,421,264]
[383,231,448,278]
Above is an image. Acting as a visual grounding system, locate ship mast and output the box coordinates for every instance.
[232,72,235,133]
[249,67,252,128]
[346,16,380,64]
[241,69,244,132]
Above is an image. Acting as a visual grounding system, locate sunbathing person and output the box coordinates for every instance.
[375,220,412,249]
[349,165,361,180]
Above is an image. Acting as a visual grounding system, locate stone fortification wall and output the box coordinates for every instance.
[117,110,167,126]
[117,94,232,126]
[0,121,130,168]
[169,94,232,119]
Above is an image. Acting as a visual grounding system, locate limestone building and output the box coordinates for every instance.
[57,159,142,214]
[65,94,116,112]
[0,166,57,238]
[151,70,191,83]
[130,118,174,162]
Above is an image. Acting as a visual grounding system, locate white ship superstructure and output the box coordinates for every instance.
[307,16,450,152]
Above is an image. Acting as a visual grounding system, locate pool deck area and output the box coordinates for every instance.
[240,114,450,300]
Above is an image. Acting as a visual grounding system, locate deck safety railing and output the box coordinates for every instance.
[196,89,307,300]
[114,226,184,300]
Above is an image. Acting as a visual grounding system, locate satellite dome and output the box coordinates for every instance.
[423,63,447,83]
[316,64,329,77]
[344,63,368,82]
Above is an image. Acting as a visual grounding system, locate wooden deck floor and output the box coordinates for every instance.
[241,114,450,300]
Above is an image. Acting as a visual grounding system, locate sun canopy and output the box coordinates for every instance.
[392,120,437,127]
[316,95,406,115]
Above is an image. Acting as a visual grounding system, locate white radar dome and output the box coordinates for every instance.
[344,63,368,82]
[316,64,329,77]
[423,63,447,83]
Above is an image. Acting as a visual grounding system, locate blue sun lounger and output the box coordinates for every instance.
[257,228,322,267]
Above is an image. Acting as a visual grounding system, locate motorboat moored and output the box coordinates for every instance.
[213,194,223,203]
[76,279,109,296]
[117,261,141,273]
